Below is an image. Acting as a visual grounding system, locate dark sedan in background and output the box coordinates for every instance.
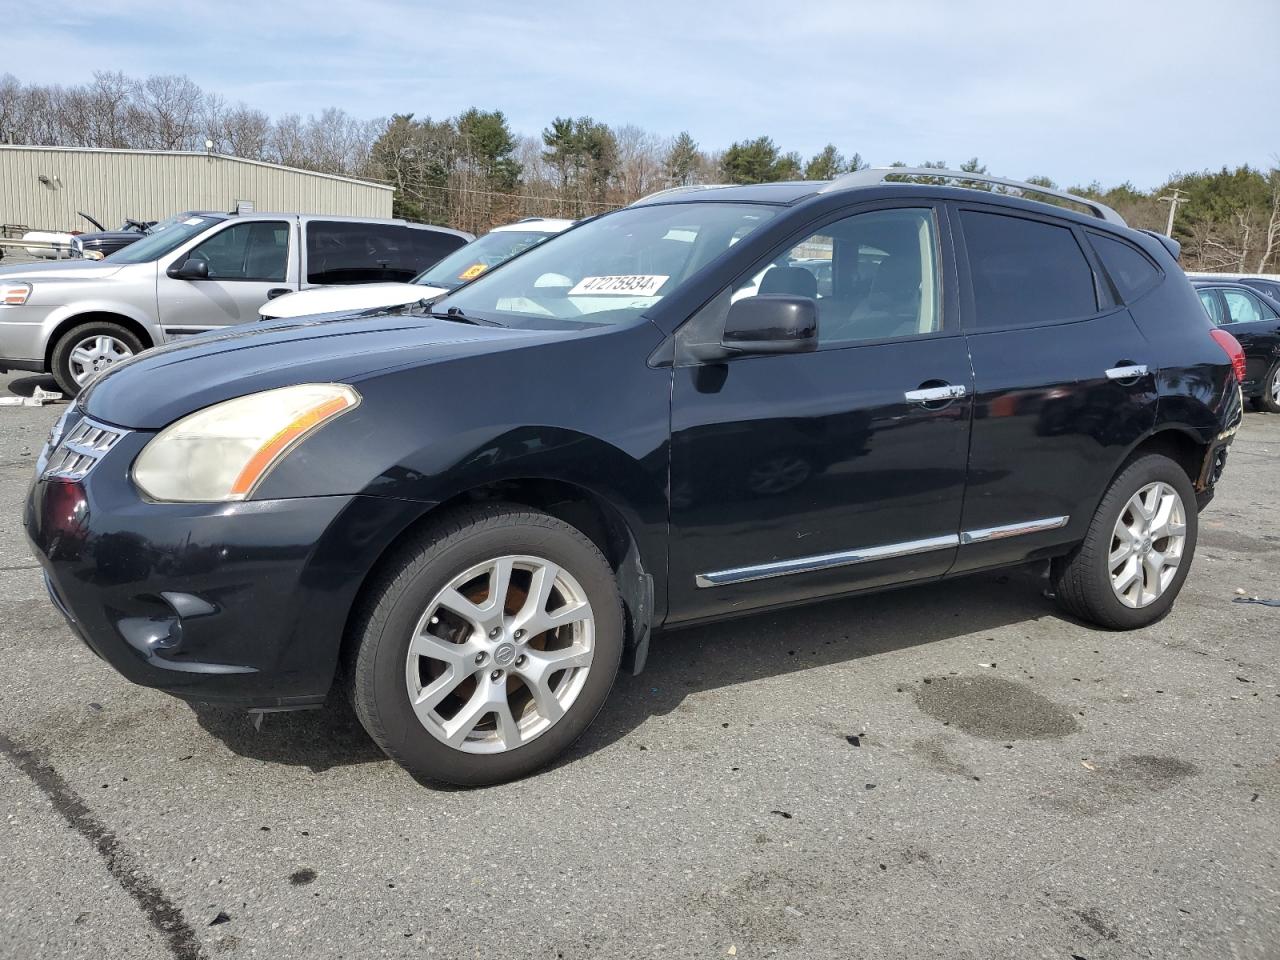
[1192,278,1280,412]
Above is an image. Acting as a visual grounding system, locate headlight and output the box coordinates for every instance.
[83,249,105,260]
[2,283,31,305]
[132,383,360,502]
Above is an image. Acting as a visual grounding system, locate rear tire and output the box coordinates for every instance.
[50,321,143,396]
[346,502,623,786]
[1258,362,1280,414]
[1052,453,1198,630]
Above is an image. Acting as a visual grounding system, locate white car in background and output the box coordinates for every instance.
[259,218,575,320]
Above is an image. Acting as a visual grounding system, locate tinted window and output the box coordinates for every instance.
[729,207,941,346]
[1198,289,1226,325]
[306,222,466,285]
[961,211,1097,328]
[1089,233,1161,300]
[186,221,288,281]
[1222,289,1271,324]
[1241,278,1280,304]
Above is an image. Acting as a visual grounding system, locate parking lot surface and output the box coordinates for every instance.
[1,369,1277,960]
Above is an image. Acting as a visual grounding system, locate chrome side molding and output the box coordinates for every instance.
[694,535,958,588]
[959,515,1069,544]
[695,515,1070,588]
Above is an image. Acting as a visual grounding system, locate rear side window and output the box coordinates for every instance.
[306,222,466,285]
[961,210,1098,329]
[1089,233,1161,301]
[1198,289,1226,325]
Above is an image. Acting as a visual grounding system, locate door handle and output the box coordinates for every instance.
[266,288,291,300]
[1105,364,1148,381]
[905,384,967,404]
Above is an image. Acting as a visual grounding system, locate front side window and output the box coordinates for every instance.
[187,221,289,281]
[1198,289,1226,324]
[725,207,940,345]
[1089,232,1161,301]
[436,202,777,328]
[1222,289,1270,324]
[107,214,222,264]
[414,229,559,291]
[961,210,1097,329]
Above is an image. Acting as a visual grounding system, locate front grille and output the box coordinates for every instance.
[42,417,128,481]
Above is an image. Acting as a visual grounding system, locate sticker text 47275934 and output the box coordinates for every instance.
[567,275,669,297]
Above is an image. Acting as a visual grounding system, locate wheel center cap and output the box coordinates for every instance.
[1141,536,1153,553]
[493,643,516,666]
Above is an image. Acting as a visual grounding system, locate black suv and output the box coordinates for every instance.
[25,169,1243,785]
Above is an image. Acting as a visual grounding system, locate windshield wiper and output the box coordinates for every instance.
[425,305,502,327]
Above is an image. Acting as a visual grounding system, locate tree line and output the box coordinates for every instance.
[1,71,1276,272]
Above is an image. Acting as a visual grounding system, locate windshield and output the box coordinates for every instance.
[414,229,560,291]
[436,203,777,327]
[105,214,222,264]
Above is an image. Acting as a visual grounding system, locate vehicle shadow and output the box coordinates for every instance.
[563,565,1068,765]
[3,373,61,399]
[188,564,1073,779]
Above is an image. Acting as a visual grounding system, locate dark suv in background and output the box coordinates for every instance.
[26,168,1243,786]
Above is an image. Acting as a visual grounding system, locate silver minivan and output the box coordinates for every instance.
[0,212,471,394]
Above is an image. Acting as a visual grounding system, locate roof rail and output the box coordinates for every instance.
[629,183,736,206]
[819,167,1126,226]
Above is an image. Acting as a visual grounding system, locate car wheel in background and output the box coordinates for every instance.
[1052,453,1198,630]
[346,503,623,786]
[50,321,144,396]
[1259,362,1280,414]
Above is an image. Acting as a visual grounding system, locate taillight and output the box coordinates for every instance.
[1209,328,1247,383]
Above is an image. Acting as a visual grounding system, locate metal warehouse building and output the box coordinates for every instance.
[0,145,393,233]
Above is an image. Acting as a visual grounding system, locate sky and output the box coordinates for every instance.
[3,0,1278,190]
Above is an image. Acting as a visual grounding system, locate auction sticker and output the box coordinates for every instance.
[568,275,668,296]
[458,263,487,281]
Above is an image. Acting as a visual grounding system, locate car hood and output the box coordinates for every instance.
[79,310,553,429]
[260,282,447,319]
[0,259,127,280]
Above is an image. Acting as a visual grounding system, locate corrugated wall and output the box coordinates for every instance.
[0,147,394,232]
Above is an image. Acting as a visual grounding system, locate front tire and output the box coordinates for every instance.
[50,321,143,396]
[1052,453,1198,630]
[347,503,623,786]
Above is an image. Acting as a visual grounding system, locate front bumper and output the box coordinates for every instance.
[0,305,54,366]
[24,422,427,708]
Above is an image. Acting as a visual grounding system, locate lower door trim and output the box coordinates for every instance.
[694,514,1070,588]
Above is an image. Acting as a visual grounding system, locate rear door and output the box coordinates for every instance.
[155,218,297,337]
[951,205,1157,575]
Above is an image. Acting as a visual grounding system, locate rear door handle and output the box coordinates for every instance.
[266,288,291,300]
[905,384,967,404]
[1105,364,1148,380]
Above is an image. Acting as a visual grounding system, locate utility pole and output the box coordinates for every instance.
[1158,188,1189,237]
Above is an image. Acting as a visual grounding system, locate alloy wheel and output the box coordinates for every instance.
[404,555,595,754]
[1108,481,1187,608]
[68,334,134,386]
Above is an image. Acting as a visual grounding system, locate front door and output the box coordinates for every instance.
[156,219,296,339]
[667,204,973,624]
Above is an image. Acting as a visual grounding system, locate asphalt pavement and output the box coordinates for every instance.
[1,369,1277,960]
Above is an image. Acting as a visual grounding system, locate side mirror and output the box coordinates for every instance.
[168,257,209,281]
[720,295,818,356]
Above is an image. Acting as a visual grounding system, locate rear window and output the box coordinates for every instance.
[961,211,1098,329]
[306,222,466,285]
[1089,233,1161,301]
